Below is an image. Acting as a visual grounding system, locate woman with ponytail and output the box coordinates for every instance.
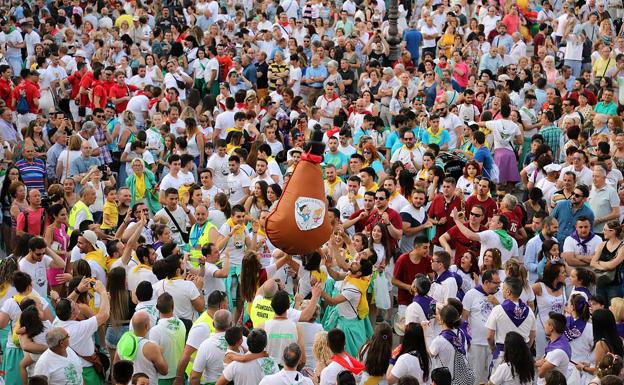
[430,305,471,379]
[570,267,596,301]
[565,293,594,385]
[533,262,567,356]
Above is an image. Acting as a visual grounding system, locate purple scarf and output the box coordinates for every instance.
[436,270,464,299]
[413,295,435,320]
[573,286,592,300]
[440,329,467,355]
[459,320,472,347]
[474,285,488,296]
[564,315,587,341]
[501,299,530,327]
[570,230,595,254]
[545,335,572,359]
[153,240,163,250]
[616,322,624,338]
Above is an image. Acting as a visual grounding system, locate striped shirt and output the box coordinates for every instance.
[268,61,288,91]
[16,158,46,193]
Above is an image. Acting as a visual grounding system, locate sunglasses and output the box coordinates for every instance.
[375,197,386,201]
[470,212,482,218]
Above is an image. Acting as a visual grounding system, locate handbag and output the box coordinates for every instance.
[595,269,616,287]
[373,273,391,310]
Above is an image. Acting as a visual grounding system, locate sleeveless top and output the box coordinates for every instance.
[264,318,298,366]
[536,282,566,324]
[133,338,158,385]
[599,241,624,284]
[187,133,200,157]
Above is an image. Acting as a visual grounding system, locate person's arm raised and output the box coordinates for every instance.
[94,280,110,326]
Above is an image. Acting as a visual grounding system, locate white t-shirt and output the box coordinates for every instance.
[429,274,458,307]
[155,205,190,246]
[218,221,250,266]
[148,317,187,379]
[33,348,84,385]
[222,355,279,385]
[160,173,186,192]
[559,165,592,187]
[337,282,361,319]
[485,302,537,345]
[214,111,236,139]
[126,95,150,127]
[289,66,302,96]
[226,171,251,205]
[484,119,520,151]
[562,235,602,260]
[53,316,99,367]
[201,185,223,209]
[207,154,230,190]
[1,291,49,349]
[203,263,226,300]
[421,24,438,47]
[430,334,458,375]
[259,369,315,385]
[153,279,201,321]
[128,267,158,293]
[391,353,429,385]
[490,362,529,385]
[18,256,53,298]
[192,332,230,383]
[477,230,519,266]
[462,287,503,346]
[538,348,570,385]
[320,360,353,385]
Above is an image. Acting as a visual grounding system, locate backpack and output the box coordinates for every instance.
[451,347,475,385]
[16,89,30,115]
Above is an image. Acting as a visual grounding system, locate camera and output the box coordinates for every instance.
[40,193,51,209]
[98,164,110,181]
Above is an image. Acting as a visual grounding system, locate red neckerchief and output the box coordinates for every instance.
[326,127,340,138]
[148,97,159,110]
[135,90,148,97]
[324,92,339,102]
[279,21,289,27]
[331,353,365,375]
[235,102,247,110]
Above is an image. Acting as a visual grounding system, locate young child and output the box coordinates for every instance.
[101,186,119,233]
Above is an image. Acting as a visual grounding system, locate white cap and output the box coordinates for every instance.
[74,49,87,58]
[82,230,98,249]
[544,163,562,173]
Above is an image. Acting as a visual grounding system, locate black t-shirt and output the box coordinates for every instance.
[256,61,269,89]
[339,68,357,97]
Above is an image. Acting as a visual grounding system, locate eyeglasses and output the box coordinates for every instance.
[375,197,386,201]
[362,151,371,154]
[96,115,104,118]
[470,212,482,217]
[573,193,584,198]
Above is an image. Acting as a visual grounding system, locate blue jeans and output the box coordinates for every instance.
[596,283,624,304]
[564,59,582,78]
[105,324,129,348]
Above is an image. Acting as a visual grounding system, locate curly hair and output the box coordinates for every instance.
[312,331,333,367]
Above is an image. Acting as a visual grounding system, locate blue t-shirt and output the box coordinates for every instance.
[404,29,423,60]
[324,151,349,170]
[421,129,450,147]
[474,146,493,176]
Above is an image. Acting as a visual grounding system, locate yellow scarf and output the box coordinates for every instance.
[343,274,371,319]
[11,293,34,347]
[85,249,111,272]
[0,283,9,300]
[132,264,152,273]
[227,218,245,237]
[135,172,146,200]
[389,191,399,202]
[326,178,342,197]
[311,269,327,286]
[365,182,378,193]
[226,144,241,154]
[427,127,443,143]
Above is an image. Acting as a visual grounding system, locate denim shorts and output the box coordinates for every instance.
[105,324,129,348]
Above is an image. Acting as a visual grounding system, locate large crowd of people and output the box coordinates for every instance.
[4,0,624,385]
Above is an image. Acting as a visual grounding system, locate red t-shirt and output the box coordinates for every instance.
[66,72,82,99]
[427,194,462,246]
[348,209,372,233]
[446,223,488,265]
[11,80,40,113]
[78,71,94,107]
[217,55,233,81]
[393,253,433,305]
[0,78,12,107]
[465,195,497,225]
[364,207,403,250]
[109,83,138,113]
[500,208,524,244]
[91,81,108,110]
[16,208,47,236]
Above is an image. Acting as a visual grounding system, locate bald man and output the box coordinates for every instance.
[117,312,168,385]
[15,143,46,193]
[34,327,84,385]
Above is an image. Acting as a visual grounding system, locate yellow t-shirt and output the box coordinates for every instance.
[101,200,118,230]
[593,56,615,78]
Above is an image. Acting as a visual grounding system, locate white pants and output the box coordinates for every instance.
[468,344,491,384]
[39,89,54,113]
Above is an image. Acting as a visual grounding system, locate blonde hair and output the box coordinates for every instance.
[68,135,83,151]
[504,259,530,289]
[312,331,332,366]
[611,297,624,322]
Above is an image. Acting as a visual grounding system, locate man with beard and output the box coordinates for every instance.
[343,191,375,234]
[390,129,425,171]
[324,136,349,176]
[399,189,431,253]
[325,164,348,203]
[437,102,464,150]
[465,177,498,224]
[552,185,595,244]
[562,216,602,268]
[428,177,463,251]
[440,205,487,266]
[383,177,409,212]
[524,216,559,282]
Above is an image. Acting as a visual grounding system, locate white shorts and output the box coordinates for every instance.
[468,344,491,384]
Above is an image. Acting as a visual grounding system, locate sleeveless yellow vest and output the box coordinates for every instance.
[188,221,217,269]
[249,297,275,328]
[185,311,216,377]
[68,200,93,236]
[343,275,371,320]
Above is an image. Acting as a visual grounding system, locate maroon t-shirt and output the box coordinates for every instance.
[446,223,488,266]
[393,253,433,305]
[427,194,462,246]
[465,195,497,225]
[364,207,403,250]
